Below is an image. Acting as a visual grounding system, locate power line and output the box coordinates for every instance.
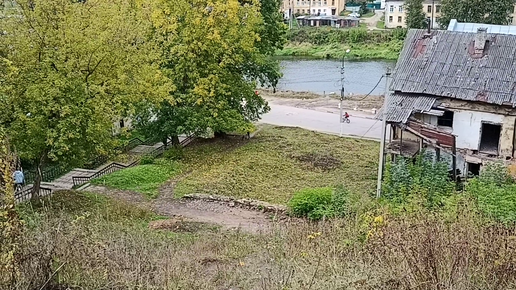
[356,75,384,101]
[362,119,380,139]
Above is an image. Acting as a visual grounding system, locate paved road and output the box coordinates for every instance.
[260,104,383,140]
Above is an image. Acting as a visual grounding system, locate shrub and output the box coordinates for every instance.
[288,187,334,220]
[382,154,455,209]
[139,154,155,165]
[288,186,370,220]
[466,162,516,224]
[163,146,184,161]
[479,162,514,186]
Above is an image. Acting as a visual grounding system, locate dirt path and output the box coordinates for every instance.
[361,10,384,30]
[86,185,276,234]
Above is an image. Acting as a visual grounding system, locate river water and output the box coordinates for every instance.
[277,59,395,95]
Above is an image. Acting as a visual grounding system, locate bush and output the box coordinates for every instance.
[163,146,184,161]
[286,27,407,46]
[382,154,455,209]
[288,186,369,220]
[466,162,516,224]
[288,187,334,220]
[479,162,514,186]
[139,154,155,165]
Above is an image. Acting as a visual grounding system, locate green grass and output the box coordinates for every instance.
[175,126,379,204]
[277,41,402,60]
[376,21,385,29]
[91,160,181,199]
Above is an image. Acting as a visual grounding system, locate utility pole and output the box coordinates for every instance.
[376,68,391,198]
[339,49,350,136]
[431,0,435,29]
[289,0,293,29]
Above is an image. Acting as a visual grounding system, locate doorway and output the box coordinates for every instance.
[479,123,501,155]
[467,162,481,176]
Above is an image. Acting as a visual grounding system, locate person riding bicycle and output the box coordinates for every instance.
[12,168,24,191]
[344,112,350,121]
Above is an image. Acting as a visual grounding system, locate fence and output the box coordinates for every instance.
[148,135,196,158]
[72,161,139,187]
[15,186,53,203]
[72,135,195,187]
[83,137,159,169]
[25,165,71,185]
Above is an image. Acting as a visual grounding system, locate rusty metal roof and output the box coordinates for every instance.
[391,29,516,106]
[377,93,436,123]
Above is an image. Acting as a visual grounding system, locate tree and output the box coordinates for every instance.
[405,0,427,29]
[439,0,514,28]
[0,129,21,287]
[0,0,172,194]
[136,0,285,142]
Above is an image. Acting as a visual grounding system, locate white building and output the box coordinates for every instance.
[384,0,441,29]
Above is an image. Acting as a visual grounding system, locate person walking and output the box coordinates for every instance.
[12,168,24,192]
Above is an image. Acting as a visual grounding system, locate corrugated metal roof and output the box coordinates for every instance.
[448,19,516,35]
[391,29,516,106]
[376,93,436,123]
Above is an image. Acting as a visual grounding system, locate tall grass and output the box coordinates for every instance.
[279,27,406,60]
[8,190,516,289]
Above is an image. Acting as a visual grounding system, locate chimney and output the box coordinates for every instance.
[475,28,488,54]
[426,17,431,34]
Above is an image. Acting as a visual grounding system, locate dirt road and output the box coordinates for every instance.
[259,89,384,116]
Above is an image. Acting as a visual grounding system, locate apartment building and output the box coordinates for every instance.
[385,0,441,28]
[283,0,346,17]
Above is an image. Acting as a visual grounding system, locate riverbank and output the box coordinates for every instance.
[278,27,406,61]
[277,41,402,60]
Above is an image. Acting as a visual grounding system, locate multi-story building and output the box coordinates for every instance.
[282,0,346,18]
[384,0,441,29]
[385,0,516,29]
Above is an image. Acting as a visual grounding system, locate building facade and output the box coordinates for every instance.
[385,0,516,29]
[381,28,516,178]
[282,0,346,18]
[384,0,441,29]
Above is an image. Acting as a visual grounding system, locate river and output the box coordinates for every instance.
[277,59,395,96]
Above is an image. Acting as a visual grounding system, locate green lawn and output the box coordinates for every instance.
[376,21,385,29]
[174,126,379,204]
[91,160,181,199]
[93,126,379,204]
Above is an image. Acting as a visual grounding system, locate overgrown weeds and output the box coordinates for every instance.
[9,190,516,289]
[174,126,379,204]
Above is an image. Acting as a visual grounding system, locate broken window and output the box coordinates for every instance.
[479,123,501,154]
[437,111,454,127]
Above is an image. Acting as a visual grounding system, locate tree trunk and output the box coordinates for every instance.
[162,137,168,150]
[31,153,45,199]
[171,135,180,146]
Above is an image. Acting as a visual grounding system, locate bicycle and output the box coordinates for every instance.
[342,117,350,124]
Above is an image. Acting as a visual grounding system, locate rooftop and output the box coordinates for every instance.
[391,29,516,107]
[448,19,516,35]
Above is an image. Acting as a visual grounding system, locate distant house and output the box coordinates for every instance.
[296,15,360,28]
[380,27,516,178]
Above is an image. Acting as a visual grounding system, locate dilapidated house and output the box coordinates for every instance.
[381,27,516,178]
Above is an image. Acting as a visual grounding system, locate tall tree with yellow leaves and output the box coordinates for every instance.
[135,0,285,142]
[0,0,173,194]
